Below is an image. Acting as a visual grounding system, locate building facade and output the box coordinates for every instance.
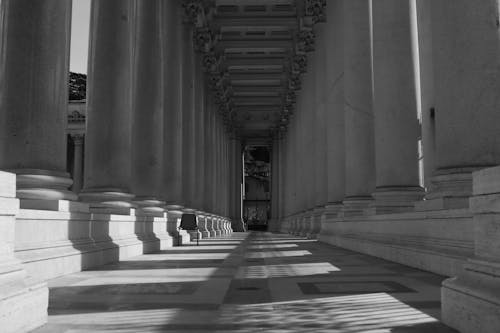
[0,0,499,332]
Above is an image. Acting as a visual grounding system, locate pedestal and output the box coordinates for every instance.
[0,171,48,332]
[442,166,500,333]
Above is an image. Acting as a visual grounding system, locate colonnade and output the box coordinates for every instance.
[0,0,244,230]
[271,1,500,332]
[272,0,500,228]
[0,1,246,330]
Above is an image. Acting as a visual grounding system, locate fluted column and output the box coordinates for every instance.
[278,135,286,231]
[269,135,280,232]
[323,0,346,219]
[131,0,164,216]
[210,111,218,218]
[181,22,196,212]
[369,0,424,214]
[162,0,184,231]
[415,0,435,191]
[70,134,85,194]
[0,0,76,207]
[80,0,135,211]
[203,92,214,213]
[231,137,245,231]
[193,55,205,214]
[313,23,328,217]
[422,0,500,210]
[340,0,376,216]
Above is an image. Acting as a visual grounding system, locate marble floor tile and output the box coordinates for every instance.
[33,232,457,333]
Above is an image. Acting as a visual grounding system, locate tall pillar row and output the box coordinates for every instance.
[369,0,424,214]
[423,0,500,210]
[323,0,345,218]
[131,0,164,216]
[340,0,375,216]
[181,21,196,213]
[162,0,184,214]
[0,0,76,208]
[79,0,135,211]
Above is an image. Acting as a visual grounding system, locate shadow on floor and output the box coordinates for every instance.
[34,232,457,333]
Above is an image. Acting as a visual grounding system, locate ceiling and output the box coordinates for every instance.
[186,0,325,143]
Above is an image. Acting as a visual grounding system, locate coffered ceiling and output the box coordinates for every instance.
[185,0,325,142]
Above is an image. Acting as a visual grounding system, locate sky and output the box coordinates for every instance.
[70,0,91,74]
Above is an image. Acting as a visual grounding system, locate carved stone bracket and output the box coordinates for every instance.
[193,27,215,53]
[182,0,204,24]
[297,29,315,52]
[304,0,326,24]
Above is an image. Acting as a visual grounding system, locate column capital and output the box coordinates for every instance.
[70,133,85,145]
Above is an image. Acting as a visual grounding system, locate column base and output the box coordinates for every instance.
[418,167,485,211]
[231,217,246,232]
[307,206,325,239]
[11,169,77,201]
[442,259,500,333]
[19,199,89,213]
[299,210,314,237]
[366,187,424,215]
[196,212,210,238]
[323,202,343,219]
[79,188,135,215]
[134,198,165,217]
[339,197,373,217]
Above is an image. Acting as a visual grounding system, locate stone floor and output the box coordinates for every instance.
[33,232,457,332]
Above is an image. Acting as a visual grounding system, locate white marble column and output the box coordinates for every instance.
[131,0,164,216]
[370,0,424,214]
[415,0,435,191]
[312,23,328,222]
[161,0,185,235]
[422,0,500,210]
[203,91,214,225]
[278,134,286,231]
[181,22,196,212]
[193,54,206,214]
[71,134,85,194]
[323,0,346,219]
[231,137,245,231]
[80,0,135,211]
[341,0,376,216]
[162,0,183,209]
[269,135,280,232]
[0,0,77,208]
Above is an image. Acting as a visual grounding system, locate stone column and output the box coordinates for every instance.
[269,135,280,232]
[0,0,77,209]
[181,22,196,212]
[278,134,286,231]
[422,0,500,210]
[232,137,245,231]
[70,134,85,194]
[203,90,214,233]
[162,0,185,236]
[341,0,376,216]
[131,0,164,216]
[210,111,218,217]
[80,0,135,212]
[312,23,328,228]
[193,55,205,214]
[415,0,435,191]
[322,0,346,219]
[369,0,424,214]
